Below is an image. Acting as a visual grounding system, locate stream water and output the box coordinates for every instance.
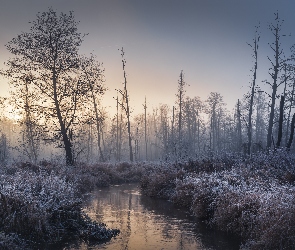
[56,183,241,250]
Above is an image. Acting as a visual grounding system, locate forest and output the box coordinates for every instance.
[1,8,295,250]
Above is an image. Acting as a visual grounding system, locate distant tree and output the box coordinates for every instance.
[158,104,170,158]
[0,98,9,163]
[117,48,133,162]
[287,112,295,150]
[255,90,268,150]
[10,75,42,163]
[176,70,187,158]
[143,97,148,161]
[80,54,106,161]
[182,96,203,157]
[236,99,242,152]
[266,11,285,150]
[206,92,225,153]
[3,8,96,165]
[285,77,295,145]
[247,26,260,155]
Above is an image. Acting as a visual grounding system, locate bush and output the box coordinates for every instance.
[140,152,295,249]
[140,165,184,199]
[0,168,118,246]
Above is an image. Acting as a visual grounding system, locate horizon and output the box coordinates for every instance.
[0,1,295,118]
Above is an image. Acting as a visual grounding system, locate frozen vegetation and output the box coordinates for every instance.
[140,151,295,249]
[1,152,295,249]
[0,162,142,249]
[1,6,295,250]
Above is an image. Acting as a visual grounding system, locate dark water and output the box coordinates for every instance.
[62,183,241,250]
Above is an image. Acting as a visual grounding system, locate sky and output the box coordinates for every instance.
[0,0,295,117]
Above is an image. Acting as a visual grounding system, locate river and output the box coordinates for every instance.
[58,183,241,250]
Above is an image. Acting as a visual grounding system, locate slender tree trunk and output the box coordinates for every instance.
[256,92,261,144]
[267,12,281,150]
[144,97,148,161]
[286,80,295,145]
[212,104,216,152]
[248,32,259,155]
[237,100,242,152]
[53,72,73,165]
[178,73,183,140]
[287,113,295,149]
[267,84,278,150]
[119,113,123,161]
[276,95,285,147]
[197,111,200,153]
[171,106,175,155]
[91,92,104,162]
[121,48,133,162]
[24,79,38,163]
[116,96,119,161]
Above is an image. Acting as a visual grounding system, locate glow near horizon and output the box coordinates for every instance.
[0,0,294,118]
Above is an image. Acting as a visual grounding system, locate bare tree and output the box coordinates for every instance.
[143,97,148,161]
[206,92,224,153]
[266,11,284,150]
[247,26,260,155]
[176,70,187,158]
[236,99,242,152]
[287,112,295,150]
[4,8,94,165]
[285,77,295,145]
[117,48,133,162]
[80,55,106,161]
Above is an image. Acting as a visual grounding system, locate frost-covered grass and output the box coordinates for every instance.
[0,162,123,249]
[34,161,144,193]
[0,160,157,248]
[3,153,295,249]
[140,151,295,249]
[0,232,28,250]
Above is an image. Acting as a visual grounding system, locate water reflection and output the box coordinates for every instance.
[72,183,241,250]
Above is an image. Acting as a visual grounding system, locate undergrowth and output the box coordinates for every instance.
[140,151,295,249]
[2,151,295,249]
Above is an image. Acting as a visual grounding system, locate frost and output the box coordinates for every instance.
[140,152,295,249]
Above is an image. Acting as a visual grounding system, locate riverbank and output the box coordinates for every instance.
[0,162,134,249]
[0,160,160,249]
[1,152,295,249]
[140,151,295,249]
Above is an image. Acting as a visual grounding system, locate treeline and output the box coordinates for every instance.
[1,10,295,164]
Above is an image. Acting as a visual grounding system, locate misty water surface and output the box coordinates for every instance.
[58,183,239,250]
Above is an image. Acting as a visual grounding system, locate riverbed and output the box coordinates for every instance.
[57,183,241,250]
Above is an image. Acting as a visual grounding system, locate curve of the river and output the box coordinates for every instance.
[58,183,241,250]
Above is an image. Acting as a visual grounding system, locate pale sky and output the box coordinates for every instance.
[0,0,295,117]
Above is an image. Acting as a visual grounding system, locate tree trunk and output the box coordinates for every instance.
[53,73,73,165]
[121,48,133,162]
[144,97,148,161]
[24,79,38,163]
[286,81,295,145]
[247,33,258,155]
[116,96,119,161]
[237,100,242,152]
[276,95,285,147]
[267,12,281,150]
[287,113,295,149]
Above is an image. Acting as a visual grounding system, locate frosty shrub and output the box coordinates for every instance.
[0,168,119,246]
[0,232,28,250]
[140,152,295,249]
[244,184,295,249]
[38,161,145,193]
[171,176,199,208]
[140,165,184,199]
